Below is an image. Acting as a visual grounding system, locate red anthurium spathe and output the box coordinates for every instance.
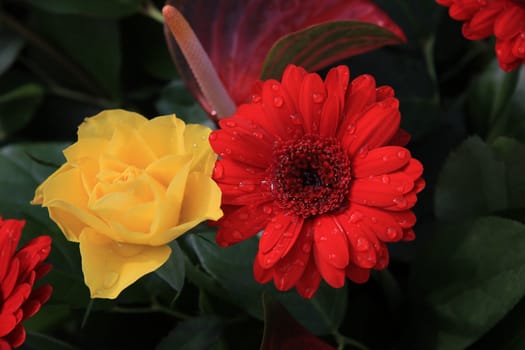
[0,217,52,350]
[209,64,424,299]
[437,0,525,71]
[164,0,406,118]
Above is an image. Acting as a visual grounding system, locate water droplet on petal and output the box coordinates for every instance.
[263,205,273,214]
[358,146,369,158]
[346,123,356,134]
[397,150,407,159]
[251,94,261,103]
[239,181,256,192]
[225,148,232,155]
[356,237,369,251]
[252,131,264,139]
[289,114,302,125]
[381,175,390,184]
[213,163,224,179]
[209,133,218,141]
[271,83,280,91]
[273,223,283,230]
[312,93,324,103]
[328,253,337,261]
[301,243,311,253]
[349,211,363,223]
[273,96,284,107]
[319,235,328,241]
[232,230,243,240]
[370,216,378,223]
[103,271,119,288]
[265,257,274,265]
[304,287,314,298]
[225,120,237,128]
[393,196,408,209]
[386,227,398,240]
[192,143,198,148]
[283,231,293,238]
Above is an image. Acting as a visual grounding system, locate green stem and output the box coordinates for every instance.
[334,331,369,350]
[112,304,192,320]
[0,10,103,97]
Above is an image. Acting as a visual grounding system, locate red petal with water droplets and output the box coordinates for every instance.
[254,258,273,284]
[313,243,346,288]
[343,99,401,156]
[15,235,52,283]
[342,204,403,242]
[312,216,349,269]
[1,258,20,301]
[2,283,31,314]
[338,221,378,269]
[494,4,525,40]
[0,220,23,282]
[216,202,274,247]
[258,214,304,268]
[166,0,405,115]
[272,223,313,291]
[319,66,349,137]
[299,73,326,134]
[261,80,304,139]
[352,146,411,178]
[295,253,322,299]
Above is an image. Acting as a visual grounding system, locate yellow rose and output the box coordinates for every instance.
[32,109,222,299]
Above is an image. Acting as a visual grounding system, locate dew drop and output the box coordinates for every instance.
[225,148,232,155]
[319,235,328,241]
[289,114,302,125]
[271,83,280,91]
[304,287,315,298]
[213,163,224,179]
[251,94,261,103]
[239,181,256,192]
[225,120,237,128]
[386,227,398,240]
[273,96,284,107]
[397,150,407,159]
[349,211,363,223]
[328,253,337,261]
[252,131,264,139]
[192,143,198,148]
[356,237,369,251]
[301,243,311,253]
[265,257,274,265]
[381,175,390,184]
[370,216,378,223]
[103,271,119,289]
[232,230,243,240]
[263,205,273,214]
[393,196,408,209]
[312,93,324,103]
[283,231,293,238]
[358,146,369,158]
[209,133,218,141]
[273,223,283,230]
[346,123,356,134]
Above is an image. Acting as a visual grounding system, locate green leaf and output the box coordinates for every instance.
[156,315,223,350]
[24,0,143,18]
[491,137,525,211]
[435,136,507,220]
[156,241,186,293]
[155,80,209,125]
[183,233,265,319]
[31,12,122,99]
[23,331,79,350]
[0,83,44,140]
[467,60,521,139]
[0,25,24,76]
[260,21,404,80]
[407,216,525,350]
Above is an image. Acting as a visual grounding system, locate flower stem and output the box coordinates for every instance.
[162,4,236,119]
[141,0,164,24]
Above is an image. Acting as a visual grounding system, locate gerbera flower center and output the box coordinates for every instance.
[270,134,351,218]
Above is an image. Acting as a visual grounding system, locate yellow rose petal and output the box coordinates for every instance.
[34,165,107,241]
[79,228,171,299]
[139,115,186,157]
[184,124,216,175]
[78,109,146,140]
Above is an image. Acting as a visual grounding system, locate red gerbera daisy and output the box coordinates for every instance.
[0,217,52,350]
[209,64,425,299]
[436,0,525,71]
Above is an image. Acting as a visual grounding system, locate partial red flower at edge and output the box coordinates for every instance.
[165,0,406,116]
[0,217,52,350]
[209,64,425,299]
[436,0,525,71]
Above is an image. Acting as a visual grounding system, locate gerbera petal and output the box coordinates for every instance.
[295,253,322,299]
[216,201,274,247]
[258,214,304,268]
[272,224,313,291]
[253,258,273,284]
[339,74,377,135]
[341,204,404,242]
[313,242,346,288]
[350,179,402,207]
[343,98,401,156]
[319,66,350,137]
[352,146,411,178]
[312,216,349,269]
[345,264,371,283]
[0,219,23,282]
[494,5,525,39]
[299,73,326,134]
[449,0,482,21]
[210,127,271,168]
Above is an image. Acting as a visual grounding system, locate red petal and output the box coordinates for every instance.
[350,179,402,207]
[2,284,31,314]
[295,253,321,299]
[336,220,378,269]
[352,146,411,178]
[299,73,326,134]
[343,98,401,156]
[339,74,377,134]
[0,312,16,338]
[272,223,314,291]
[254,258,273,284]
[15,235,52,283]
[7,324,25,348]
[0,219,23,282]
[0,339,11,350]
[449,0,482,21]
[216,202,274,247]
[1,258,20,300]
[312,216,349,269]
[258,214,304,268]
[313,243,346,288]
[345,264,371,283]
[319,66,350,137]
[494,5,525,40]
